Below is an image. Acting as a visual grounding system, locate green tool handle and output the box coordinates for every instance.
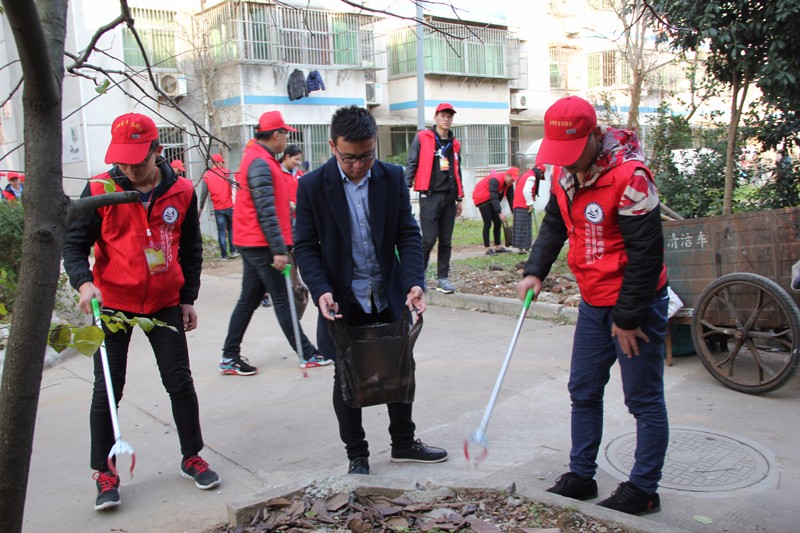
[91,298,101,320]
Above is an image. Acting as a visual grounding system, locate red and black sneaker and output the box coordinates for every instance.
[180,455,221,490]
[597,481,661,515]
[93,470,120,511]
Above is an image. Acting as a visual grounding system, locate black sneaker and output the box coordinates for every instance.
[261,295,272,307]
[93,470,120,511]
[348,456,370,475]
[219,355,258,376]
[180,456,221,490]
[390,439,448,463]
[546,472,598,500]
[597,481,661,515]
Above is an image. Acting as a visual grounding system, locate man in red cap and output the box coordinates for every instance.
[170,159,186,176]
[3,171,24,200]
[218,110,331,376]
[63,112,219,511]
[199,153,238,260]
[517,96,668,516]
[406,102,464,294]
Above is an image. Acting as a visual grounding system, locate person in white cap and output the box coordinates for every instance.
[517,96,669,516]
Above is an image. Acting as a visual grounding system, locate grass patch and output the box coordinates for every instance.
[451,218,485,248]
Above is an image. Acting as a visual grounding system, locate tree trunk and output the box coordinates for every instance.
[627,69,644,131]
[723,75,748,215]
[0,2,69,532]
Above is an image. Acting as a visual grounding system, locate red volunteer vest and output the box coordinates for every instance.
[471,173,508,207]
[513,170,536,209]
[553,162,667,306]
[411,129,464,197]
[233,142,293,248]
[202,167,234,210]
[88,174,193,314]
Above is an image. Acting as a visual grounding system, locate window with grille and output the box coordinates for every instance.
[123,8,177,69]
[453,124,509,168]
[387,22,517,79]
[158,126,187,168]
[587,50,628,88]
[195,2,377,67]
[549,46,574,90]
[390,126,418,159]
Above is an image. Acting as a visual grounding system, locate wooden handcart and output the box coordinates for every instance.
[663,207,800,394]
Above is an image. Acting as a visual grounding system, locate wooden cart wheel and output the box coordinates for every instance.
[691,272,800,394]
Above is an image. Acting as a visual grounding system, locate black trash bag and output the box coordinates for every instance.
[288,252,309,319]
[328,309,422,408]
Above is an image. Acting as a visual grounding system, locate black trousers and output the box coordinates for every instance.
[478,203,502,247]
[419,190,457,279]
[90,306,203,471]
[320,302,417,459]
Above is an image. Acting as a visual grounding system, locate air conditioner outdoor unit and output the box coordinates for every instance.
[365,70,377,83]
[511,93,528,111]
[158,73,188,99]
[366,81,383,106]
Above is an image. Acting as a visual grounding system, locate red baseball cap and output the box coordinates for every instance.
[435,102,456,114]
[105,113,159,165]
[256,111,298,133]
[170,159,186,172]
[211,154,225,163]
[506,166,519,177]
[536,96,597,167]
[7,171,21,180]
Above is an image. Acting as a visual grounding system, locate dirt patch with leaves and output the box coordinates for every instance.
[435,246,581,306]
[207,482,634,533]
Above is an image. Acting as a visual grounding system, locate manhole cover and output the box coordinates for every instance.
[604,428,770,492]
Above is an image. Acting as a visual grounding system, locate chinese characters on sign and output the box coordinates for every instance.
[666,231,708,250]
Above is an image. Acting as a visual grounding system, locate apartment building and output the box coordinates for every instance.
[0,0,692,217]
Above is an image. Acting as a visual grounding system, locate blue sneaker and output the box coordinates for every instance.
[300,354,333,369]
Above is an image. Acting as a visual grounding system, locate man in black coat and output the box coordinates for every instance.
[294,105,447,475]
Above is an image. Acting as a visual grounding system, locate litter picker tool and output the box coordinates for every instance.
[91,298,136,477]
[464,289,534,464]
[283,264,308,378]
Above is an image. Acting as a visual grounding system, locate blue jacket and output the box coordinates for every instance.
[306,70,325,92]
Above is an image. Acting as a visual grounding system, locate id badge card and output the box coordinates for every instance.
[144,244,168,274]
[439,156,450,172]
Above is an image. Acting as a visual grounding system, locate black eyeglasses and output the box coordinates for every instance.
[334,146,376,164]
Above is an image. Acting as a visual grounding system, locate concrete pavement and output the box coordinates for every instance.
[23,266,800,532]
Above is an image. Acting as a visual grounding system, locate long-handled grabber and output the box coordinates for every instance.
[283,265,308,378]
[464,289,534,464]
[91,298,136,477]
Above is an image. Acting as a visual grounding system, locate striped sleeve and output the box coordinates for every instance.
[619,169,659,216]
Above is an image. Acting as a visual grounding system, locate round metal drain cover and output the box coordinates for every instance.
[604,428,770,492]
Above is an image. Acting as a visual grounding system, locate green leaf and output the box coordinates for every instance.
[94,79,110,94]
[136,317,155,332]
[0,302,7,318]
[693,515,713,524]
[152,318,178,333]
[89,177,116,194]
[48,323,72,353]
[72,325,105,357]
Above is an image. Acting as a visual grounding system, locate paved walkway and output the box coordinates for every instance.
[23,266,800,532]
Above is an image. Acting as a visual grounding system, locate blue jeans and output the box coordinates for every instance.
[214,207,234,258]
[568,290,669,494]
[221,247,316,359]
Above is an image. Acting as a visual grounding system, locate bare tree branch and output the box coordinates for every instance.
[0,77,23,109]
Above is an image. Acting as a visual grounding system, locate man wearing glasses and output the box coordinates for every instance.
[295,105,448,476]
[219,111,331,376]
[405,102,464,294]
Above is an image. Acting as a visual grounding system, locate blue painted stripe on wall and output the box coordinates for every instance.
[214,95,364,108]
[390,100,509,112]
